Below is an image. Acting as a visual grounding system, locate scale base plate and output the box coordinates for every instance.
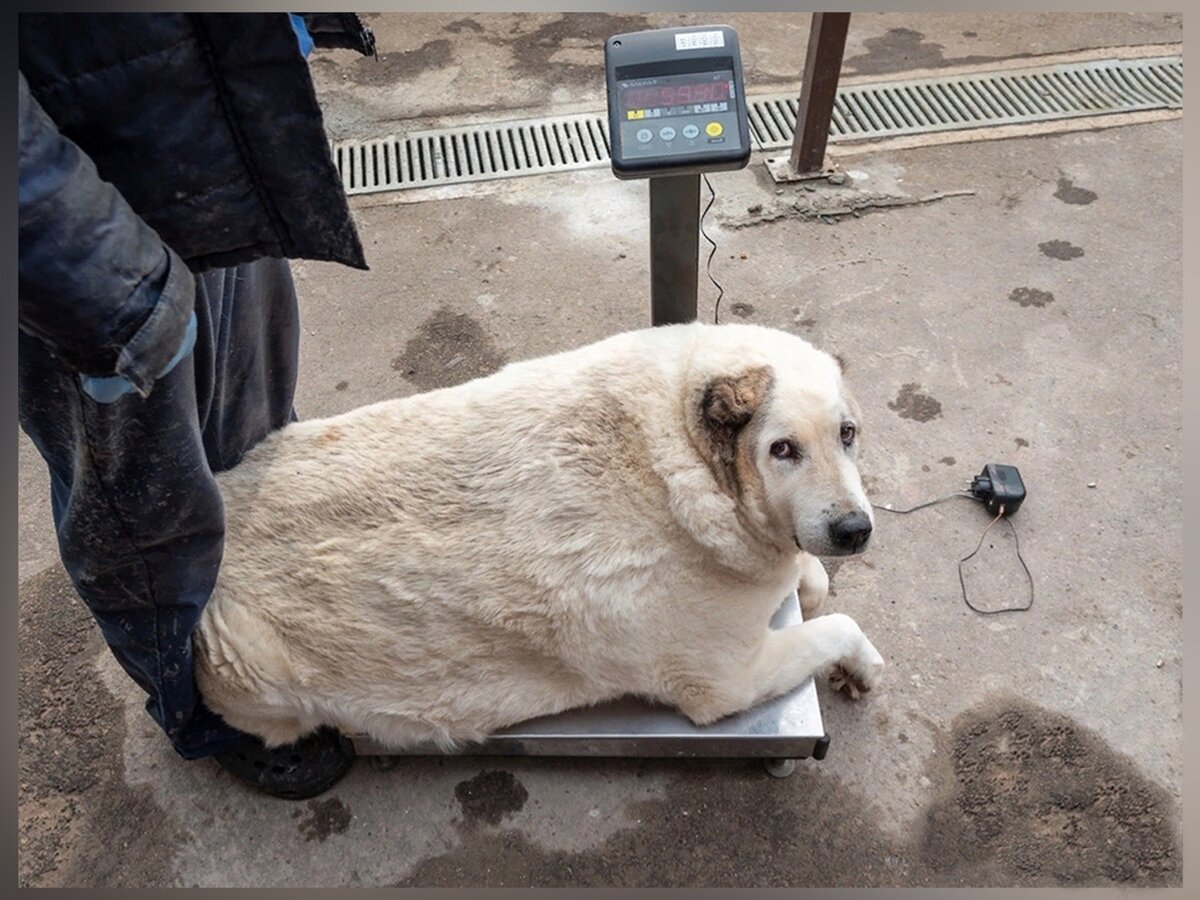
[348,591,827,762]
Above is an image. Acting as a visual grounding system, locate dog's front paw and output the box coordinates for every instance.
[828,636,884,700]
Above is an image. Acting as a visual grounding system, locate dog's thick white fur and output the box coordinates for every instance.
[196,322,884,750]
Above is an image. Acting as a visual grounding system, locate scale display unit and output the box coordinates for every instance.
[350,27,828,776]
[606,25,751,180]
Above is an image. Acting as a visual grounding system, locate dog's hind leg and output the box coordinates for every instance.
[230,712,310,748]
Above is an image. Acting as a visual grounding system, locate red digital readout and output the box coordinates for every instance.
[622,80,730,110]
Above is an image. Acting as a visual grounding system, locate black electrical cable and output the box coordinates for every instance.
[703,123,768,325]
[871,491,973,515]
[957,506,1035,614]
[700,173,725,324]
[747,120,766,154]
[874,491,1035,615]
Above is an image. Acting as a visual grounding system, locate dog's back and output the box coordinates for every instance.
[197,326,704,747]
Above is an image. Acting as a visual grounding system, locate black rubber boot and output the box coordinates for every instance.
[213,727,355,800]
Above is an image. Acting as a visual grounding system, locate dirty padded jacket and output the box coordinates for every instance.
[17,13,372,394]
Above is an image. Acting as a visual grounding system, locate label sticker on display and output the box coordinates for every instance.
[675,31,725,51]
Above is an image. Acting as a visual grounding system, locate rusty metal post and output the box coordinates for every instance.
[789,12,851,175]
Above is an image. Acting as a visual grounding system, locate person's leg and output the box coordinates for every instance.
[193,259,355,796]
[194,258,302,473]
[20,257,352,792]
[19,311,244,758]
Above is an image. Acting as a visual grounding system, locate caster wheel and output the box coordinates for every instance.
[367,755,400,772]
[765,758,796,779]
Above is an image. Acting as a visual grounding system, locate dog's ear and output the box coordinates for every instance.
[697,366,773,496]
[701,366,772,434]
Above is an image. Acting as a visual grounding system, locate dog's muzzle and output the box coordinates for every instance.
[827,510,873,554]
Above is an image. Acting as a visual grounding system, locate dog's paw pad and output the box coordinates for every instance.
[828,664,868,700]
[828,662,877,700]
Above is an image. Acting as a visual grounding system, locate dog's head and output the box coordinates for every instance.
[692,328,872,557]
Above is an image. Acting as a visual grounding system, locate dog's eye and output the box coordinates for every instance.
[769,440,798,461]
[840,422,857,446]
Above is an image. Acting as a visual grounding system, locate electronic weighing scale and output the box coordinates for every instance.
[349,25,828,777]
[351,593,827,775]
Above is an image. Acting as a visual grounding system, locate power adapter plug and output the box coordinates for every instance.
[969,464,1025,516]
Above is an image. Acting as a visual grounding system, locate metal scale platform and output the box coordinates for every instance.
[350,26,828,776]
[349,591,827,775]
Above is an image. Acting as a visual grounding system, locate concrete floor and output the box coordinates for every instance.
[18,12,1183,887]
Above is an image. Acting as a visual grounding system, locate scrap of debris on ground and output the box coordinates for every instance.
[728,169,975,228]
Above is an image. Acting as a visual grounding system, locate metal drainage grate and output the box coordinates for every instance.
[334,110,610,194]
[335,55,1182,195]
[747,55,1182,150]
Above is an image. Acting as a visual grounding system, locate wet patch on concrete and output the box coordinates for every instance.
[334,380,349,392]
[844,28,1002,76]
[392,309,507,391]
[406,759,902,886]
[888,383,943,422]
[940,456,957,466]
[19,568,183,887]
[1054,177,1098,206]
[1009,288,1055,309]
[919,699,1180,886]
[444,17,484,34]
[730,302,755,319]
[455,770,529,826]
[326,38,455,86]
[499,14,653,86]
[396,698,1179,887]
[1039,240,1085,261]
[294,797,353,843]
[1014,437,1029,449]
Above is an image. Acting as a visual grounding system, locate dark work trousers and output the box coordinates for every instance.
[18,257,300,759]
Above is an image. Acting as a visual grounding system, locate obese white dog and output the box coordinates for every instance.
[195,322,884,750]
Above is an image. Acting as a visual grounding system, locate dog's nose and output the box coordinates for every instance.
[829,511,873,552]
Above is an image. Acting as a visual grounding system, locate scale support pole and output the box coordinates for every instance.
[649,174,700,325]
